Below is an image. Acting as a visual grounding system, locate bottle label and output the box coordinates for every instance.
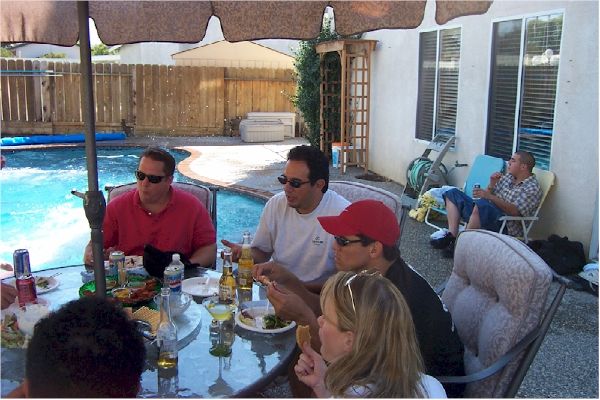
[219,286,234,303]
[164,266,183,293]
[16,278,38,307]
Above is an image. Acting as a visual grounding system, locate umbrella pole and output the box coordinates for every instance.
[78,1,106,297]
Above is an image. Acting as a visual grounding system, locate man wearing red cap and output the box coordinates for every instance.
[255,199,465,397]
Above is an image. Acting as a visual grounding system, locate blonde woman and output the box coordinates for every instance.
[294,270,446,398]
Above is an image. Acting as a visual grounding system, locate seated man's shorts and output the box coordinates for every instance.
[442,188,505,232]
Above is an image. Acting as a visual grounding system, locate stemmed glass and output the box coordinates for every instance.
[202,296,236,356]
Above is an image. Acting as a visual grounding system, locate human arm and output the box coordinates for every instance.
[487,171,503,192]
[1,283,17,309]
[294,342,331,398]
[475,189,521,216]
[220,240,272,264]
[189,243,217,267]
[83,241,114,265]
[266,280,321,325]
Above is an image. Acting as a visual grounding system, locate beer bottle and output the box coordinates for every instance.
[157,287,178,369]
[237,231,254,290]
[219,248,236,304]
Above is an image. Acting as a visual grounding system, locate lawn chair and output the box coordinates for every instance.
[105,182,218,230]
[498,168,555,243]
[329,181,408,248]
[424,154,505,230]
[436,230,567,398]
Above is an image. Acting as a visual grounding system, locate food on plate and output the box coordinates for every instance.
[1,313,26,348]
[263,314,290,330]
[132,306,160,334]
[296,324,311,347]
[125,256,143,269]
[16,304,51,337]
[239,309,291,330]
[35,276,51,289]
[112,288,131,300]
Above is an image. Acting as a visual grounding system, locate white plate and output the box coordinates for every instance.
[235,300,296,334]
[181,277,219,297]
[7,277,59,294]
[34,276,59,293]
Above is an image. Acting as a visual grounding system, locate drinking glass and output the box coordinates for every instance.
[202,296,236,356]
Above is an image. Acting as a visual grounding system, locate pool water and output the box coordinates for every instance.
[0,147,265,272]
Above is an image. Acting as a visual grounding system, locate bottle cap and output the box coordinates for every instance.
[172,254,180,262]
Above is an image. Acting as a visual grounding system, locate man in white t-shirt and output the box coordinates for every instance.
[222,145,349,291]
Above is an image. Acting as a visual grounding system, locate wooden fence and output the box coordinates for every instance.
[0,59,297,136]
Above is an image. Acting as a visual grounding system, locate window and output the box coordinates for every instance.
[486,13,563,170]
[416,27,461,141]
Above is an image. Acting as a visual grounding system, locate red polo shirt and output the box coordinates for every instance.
[103,187,215,258]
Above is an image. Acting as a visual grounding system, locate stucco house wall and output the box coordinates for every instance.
[362,0,598,253]
[11,43,80,59]
[172,40,294,68]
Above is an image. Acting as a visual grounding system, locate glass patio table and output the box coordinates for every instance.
[1,265,297,397]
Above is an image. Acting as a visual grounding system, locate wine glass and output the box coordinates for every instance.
[202,296,236,356]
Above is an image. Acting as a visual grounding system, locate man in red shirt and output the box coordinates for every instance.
[84,147,216,267]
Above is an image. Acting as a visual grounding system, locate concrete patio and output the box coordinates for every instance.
[107,135,598,398]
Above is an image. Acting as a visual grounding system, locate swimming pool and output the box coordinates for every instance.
[0,147,265,271]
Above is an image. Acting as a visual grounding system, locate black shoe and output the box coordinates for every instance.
[442,241,455,258]
[430,232,455,249]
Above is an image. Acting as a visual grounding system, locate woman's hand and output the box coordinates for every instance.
[294,342,330,397]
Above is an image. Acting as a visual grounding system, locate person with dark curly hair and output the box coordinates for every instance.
[7,297,146,398]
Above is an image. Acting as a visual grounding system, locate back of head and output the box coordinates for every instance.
[141,146,176,176]
[287,145,330,193]
[321,270,424,397]
[26,297,146,398]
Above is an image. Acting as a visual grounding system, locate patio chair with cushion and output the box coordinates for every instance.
[105,181,218,229]
[329,180,409,248]
[436,229,567,398]
[425,154,505,231]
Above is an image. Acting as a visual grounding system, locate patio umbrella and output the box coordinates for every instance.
[1,0,492,295]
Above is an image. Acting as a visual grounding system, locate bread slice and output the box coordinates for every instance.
[296,324,311,347]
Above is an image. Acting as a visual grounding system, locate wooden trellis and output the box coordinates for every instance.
[316,39,377,173]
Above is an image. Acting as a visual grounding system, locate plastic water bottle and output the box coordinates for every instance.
[164,254,184,294]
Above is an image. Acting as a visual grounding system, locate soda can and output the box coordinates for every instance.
[13,249,31,277]
[472,183,481,199]
[164,265,183,293]
[110,251,126,284]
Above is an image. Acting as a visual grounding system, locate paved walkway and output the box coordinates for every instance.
[114,136,598,398]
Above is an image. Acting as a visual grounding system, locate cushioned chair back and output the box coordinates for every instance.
[106,182,215,226]
[329,181,407,245]
[463,155,505,197]
[441,230,553,397]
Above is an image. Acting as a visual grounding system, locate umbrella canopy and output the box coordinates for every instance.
[2,1,492,45]
[1,0,492,295]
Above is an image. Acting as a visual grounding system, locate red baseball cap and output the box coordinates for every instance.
[318,199,400,247]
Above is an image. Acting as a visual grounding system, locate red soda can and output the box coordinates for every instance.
[13,249,38,307]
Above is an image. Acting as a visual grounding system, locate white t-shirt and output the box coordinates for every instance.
[344,374,447,398]
[252,189,350,282]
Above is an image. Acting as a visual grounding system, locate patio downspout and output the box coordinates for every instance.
[73,0,107,297]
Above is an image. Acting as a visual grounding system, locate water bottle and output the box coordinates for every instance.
[164,254,184,294]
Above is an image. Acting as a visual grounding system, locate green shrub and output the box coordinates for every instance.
[41,52,66,58]
[292,20,340,148]
[0,47,14,57]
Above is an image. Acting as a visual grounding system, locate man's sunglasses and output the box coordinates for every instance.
[135,170,167,184]
[334,236,363,247]
[277,174,311,189]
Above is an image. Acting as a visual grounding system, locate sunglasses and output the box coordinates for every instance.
[334,236,363,247]
[344,270,381,314]
[135,170,167,184]
[277,174,311,189]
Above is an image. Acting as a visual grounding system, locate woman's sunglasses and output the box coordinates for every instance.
[135,170,167,184]
[277,174,311,189]
[334,236,363,247]
[344,270,381,314]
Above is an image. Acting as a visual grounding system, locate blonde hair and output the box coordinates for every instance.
[320,270,425,397]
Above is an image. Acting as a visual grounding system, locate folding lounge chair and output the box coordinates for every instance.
[498,167,555,243]
[424,154,505,230]
[436,230,566,397]
[329,180,408,248]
